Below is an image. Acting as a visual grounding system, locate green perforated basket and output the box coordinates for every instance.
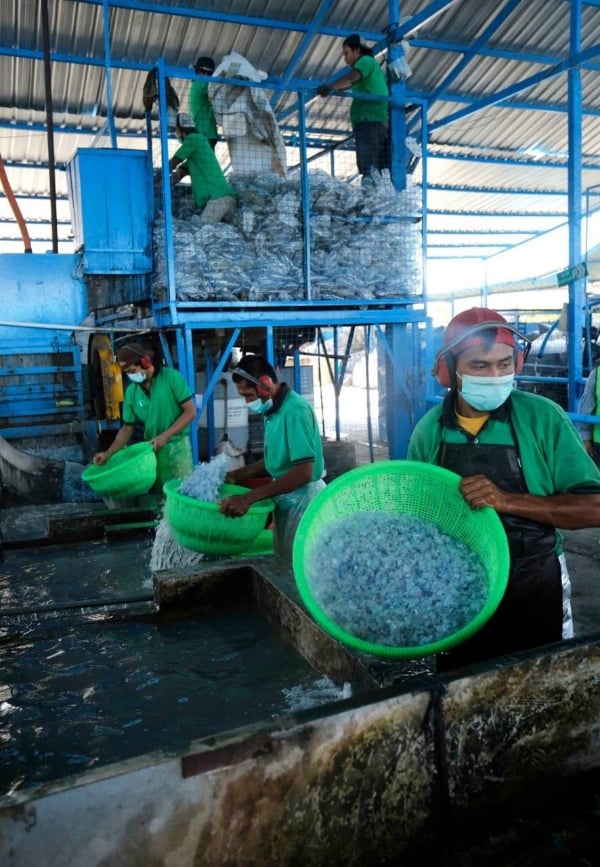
[81,442,157,498]
[293,460,510,659]
[163,479,275,555]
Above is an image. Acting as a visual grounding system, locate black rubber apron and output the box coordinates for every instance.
[436,428,563,669]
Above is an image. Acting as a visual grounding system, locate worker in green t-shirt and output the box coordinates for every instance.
[317,33,389,180]
[188,56,218,150]
[93,343,196,491]
[408,307,600,670]
[220,356,325,562]
[169,112,236,223]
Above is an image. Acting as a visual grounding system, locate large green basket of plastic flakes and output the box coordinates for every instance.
[163,479,275,555]
[292,460,510,660]
[81,442,157,498]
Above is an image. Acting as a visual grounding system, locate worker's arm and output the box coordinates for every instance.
[152,398,196,451]
[317,68,361,96]
[168,155,189,182]
[459,474,600,529]
[220,461,314,517]
[226,458,266,485]
[93,423,136,465]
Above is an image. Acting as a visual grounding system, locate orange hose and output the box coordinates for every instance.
[0,152,32,252]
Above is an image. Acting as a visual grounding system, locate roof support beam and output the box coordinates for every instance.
[429,42,600,131]
[69,0,381,41]
[424,0,524,109]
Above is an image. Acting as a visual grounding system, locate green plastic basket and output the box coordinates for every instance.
[293,460,510,659]
[81,442,157,498]
[163,479,275,555]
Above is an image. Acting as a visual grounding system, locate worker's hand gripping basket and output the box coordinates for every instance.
[81,442,157,498]
[292,460,510,659]
[163,479,274,555]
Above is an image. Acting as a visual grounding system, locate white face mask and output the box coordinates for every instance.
[247,397,273,414]
[458,372,515,411]
[127,371,146,384]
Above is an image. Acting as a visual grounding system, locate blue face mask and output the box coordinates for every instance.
[127,371,146,384]
[458,372,515,412]
[247,397,273,414]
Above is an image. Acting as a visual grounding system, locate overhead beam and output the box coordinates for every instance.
[429,42,600,132]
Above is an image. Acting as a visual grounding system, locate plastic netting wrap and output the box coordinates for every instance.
[152,170,422,302]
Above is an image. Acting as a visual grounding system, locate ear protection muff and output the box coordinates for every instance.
[432,322,531,388]
[122,344,152,370]
[233,368,274,398]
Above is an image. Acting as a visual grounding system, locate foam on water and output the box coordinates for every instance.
[306,511,488,648]
[281,676,353,713]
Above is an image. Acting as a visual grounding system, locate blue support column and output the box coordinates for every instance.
[298,94,313,300]
[567,0,584,412]
[388,0,407,192]
[101,0,118,148]
[157,59,178,318]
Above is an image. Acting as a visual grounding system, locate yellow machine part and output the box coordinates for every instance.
[90,334,124,422]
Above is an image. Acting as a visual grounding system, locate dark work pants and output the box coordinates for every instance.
[354,121,390,176]
[436,552,563,672]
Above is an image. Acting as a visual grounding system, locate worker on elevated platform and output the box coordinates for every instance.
[219,356,325,563]
[93,343,195,492]
[408,307,600,670]
[317,33,389,181]
[169,112,236,223]
[189,56,219,150]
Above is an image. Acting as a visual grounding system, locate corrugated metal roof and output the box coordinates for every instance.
[1,0,599,262]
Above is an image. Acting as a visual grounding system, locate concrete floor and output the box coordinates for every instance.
[562,526,600,637]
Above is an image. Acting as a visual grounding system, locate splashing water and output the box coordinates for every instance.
[281,676,353,713]
[150,516,206,571]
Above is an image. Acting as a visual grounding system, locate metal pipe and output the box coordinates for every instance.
[40,0,59,253]
[0,593,155,618]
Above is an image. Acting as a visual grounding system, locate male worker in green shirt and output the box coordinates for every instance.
[317,33,389,180]
[189,55,218,150]
[408,307,600,669]
[220,356,325,562]
[93,343,195,491]
[170,112,236,223]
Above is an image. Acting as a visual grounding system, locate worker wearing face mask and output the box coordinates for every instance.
[408,307,600,670]
[220,355,325,562]
[93,343,196,490]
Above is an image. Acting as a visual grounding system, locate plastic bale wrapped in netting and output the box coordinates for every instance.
[151,170,423,302]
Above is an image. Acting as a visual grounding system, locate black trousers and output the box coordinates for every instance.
[354,121,390,175]
[436,551,564,672]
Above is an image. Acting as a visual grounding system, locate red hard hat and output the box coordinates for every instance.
[443,307,516,357]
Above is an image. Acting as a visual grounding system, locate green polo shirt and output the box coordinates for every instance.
[122,366,193,440]
[350,55,389,127]
[189,80,218,141]
[174,133,235,208]
[408,388,600,498]
[263,389,324,481]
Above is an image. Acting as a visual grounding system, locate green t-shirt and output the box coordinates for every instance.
[122,366,193,440]
[188,80,218,141]
[408,388,600,551]
[174,133,235,208]
[263,389,324,481]
[350,55,389,127]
